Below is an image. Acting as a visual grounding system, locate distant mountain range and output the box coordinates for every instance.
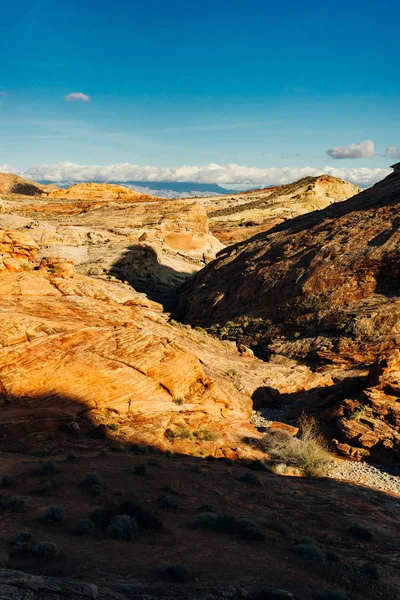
[37,180,240,199]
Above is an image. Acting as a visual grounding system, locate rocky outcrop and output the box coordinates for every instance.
[179,166,400,462]
[0,173,44,196]
[0,192,224,305]
[47,181,161,203]
[0,228,332,456]
[201,175,360,244]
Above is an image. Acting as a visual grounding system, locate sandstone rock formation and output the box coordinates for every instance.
[0,227,332,456]
[179,166,400,462]
[200,175,360,244]
[0,173,44,197]
[0,188,224,305]
[47,181,162,203]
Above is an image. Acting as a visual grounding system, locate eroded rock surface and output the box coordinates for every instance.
[201,175,360,244]
[179,167,400,462]
[0,228,331,456]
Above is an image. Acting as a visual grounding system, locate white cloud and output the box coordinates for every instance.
[327,140,375,160]
[385,146,400,160]
[0,163,18,173]
[21,161,391,188]
[64,92,90,102]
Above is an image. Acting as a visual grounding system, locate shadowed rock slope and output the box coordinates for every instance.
[179,166,400,462]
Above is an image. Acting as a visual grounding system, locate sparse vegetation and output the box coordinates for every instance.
[91,500,162,532]
[0,495,25,510]
[193,429,218,441]
[291,541,325,562]
[73,518,96,536]
[41,506,65,524]
[258,415,332,477]
[165,426,192,440]
[35,541,60,560]
[158,493,179,510]
[80,472,103,488]
[191,511,265,542]
[226,368,237,377]
[107,515,138,540]
[173,397,185,405]
[107,422,120,432]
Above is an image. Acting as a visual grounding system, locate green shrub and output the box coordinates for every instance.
[259,415,332,477]
[107,515,138,540]
[41,506,65,524]
[107,422,120,432]
[34,541,60,560]
[73,519,96,536]
[157,561,191,582]
[191,512,219,530]
[193,429,218,442]
[165,426,192,440]
[173,397,185,405]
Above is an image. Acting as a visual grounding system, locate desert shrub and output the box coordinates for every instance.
[347,524,372,541]
[15,530,34,544]
[239,472,261,486]
[34,541,60,560]
[226,368,237,377]
[165,427,192,440]
[194,326,207,334]
[191,512,219,529]
[0,474,16,487]
[80,472,103,488]
[90,484,103,498]
[158,493,179,510]
[291,542,325,562]
[37,461,60,476]
[134,463,148,475]
[107,422,120,432]
[193,429,218,442]
[259,415,332,477]
[11,531,35,556]
[73,519,95,536]
[0,495,25,510]
[107,515,138,540]
[66,450,78,461]
[39,479,58,495]
[173,397,185,405]
[157,561,191,582]
[41,506,65,524]
[91,500,162,532]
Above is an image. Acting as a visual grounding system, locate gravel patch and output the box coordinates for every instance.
[251,410,400,496]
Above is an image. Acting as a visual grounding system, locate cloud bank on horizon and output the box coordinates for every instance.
[17,161,391,188]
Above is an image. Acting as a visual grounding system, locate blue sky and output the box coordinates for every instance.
[0,0,398,186]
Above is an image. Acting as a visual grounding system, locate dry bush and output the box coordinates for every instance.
[259,415,332,477]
